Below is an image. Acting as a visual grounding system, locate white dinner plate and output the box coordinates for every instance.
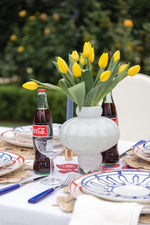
[143,141,150,155]
[0,151,24,176]
[1,123,62,148]
[14,123,62,139]
[1,130,33,148]
[0,152,12,167]
[69,171,150,214]
[69,174,89,198]
[81,170,150,203]
[133,143,150,162]
[13,125,33,143]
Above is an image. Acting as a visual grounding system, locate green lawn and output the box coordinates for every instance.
[0,121,31,128]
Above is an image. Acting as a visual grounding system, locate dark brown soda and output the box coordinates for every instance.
[33,109,53,174]
[102,102,119,163]
[102,103,117,119]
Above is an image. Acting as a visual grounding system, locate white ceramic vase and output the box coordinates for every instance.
[59,106,120,174]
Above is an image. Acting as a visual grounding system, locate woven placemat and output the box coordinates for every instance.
[0,139,34,159]
[0,138,34,182]
[139,214,150,224]
[0,163,33,183]
[122,150,150,170]
[0,139,78,160]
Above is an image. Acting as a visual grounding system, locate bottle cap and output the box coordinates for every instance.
[37,89,47,92]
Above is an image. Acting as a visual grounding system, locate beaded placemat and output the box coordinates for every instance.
[139,214,150,224]
[0,163,33,183]
[122,150,150,170]
[0,138,34,182]
[0,139,78,160]
[0,139,34,159]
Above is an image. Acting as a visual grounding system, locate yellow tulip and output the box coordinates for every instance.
[22,81,38,90]
[17,46,24,52]
[89,47,95,63]
[100,70,111,82]
[114,50,120,62]
[128,65,140,76]
[72,62,82,77]
[80,55,86,66]
[118,64,128,74]
[57,57,69,73]
[83,42,92,58]
[98,52,108,68]
[72,50,79,61]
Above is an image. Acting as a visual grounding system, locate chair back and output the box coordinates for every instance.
[113,73,150,141]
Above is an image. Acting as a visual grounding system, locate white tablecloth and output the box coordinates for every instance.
[0,127,145,225]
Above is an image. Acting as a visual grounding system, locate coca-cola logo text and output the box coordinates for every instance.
[33,125,48,137]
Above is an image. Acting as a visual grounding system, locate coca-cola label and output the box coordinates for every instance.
[33,125,48,137]
[111,117,118,126]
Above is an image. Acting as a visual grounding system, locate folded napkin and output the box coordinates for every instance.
[69,195,143,225]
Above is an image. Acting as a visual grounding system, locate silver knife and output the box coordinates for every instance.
[0,176,46,196]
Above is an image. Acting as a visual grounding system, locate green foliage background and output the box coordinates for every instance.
[0,85,66,123]
[0,0,149,83]
[0,0,149,123]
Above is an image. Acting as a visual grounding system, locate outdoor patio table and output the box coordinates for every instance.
[0,127,146,225]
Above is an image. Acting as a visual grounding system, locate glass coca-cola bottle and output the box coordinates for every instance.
[101,91,119,163]
[33,89,53,174]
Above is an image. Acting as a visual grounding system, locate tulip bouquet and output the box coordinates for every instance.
[23,42,140,110]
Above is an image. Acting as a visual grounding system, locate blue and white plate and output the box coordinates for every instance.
[0,152,12,167]
[14,125,32,136]
[133,143,150,162]
[143,141,150,154]
[81,170,150,203]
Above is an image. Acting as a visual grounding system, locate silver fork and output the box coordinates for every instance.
[28,173,77,204]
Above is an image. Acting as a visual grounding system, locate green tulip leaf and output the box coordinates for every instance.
[31,79,64,93]
[69,54,75,67]
[82,70,94,94]
[59,79,75,101]
[84,85,100,106]
[68,81,85,110]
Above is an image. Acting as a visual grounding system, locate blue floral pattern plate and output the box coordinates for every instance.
[133,143,150,162]
[143,141,150,154]
[0,152,12,167]
[81,170,150,203]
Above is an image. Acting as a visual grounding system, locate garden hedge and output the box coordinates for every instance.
[0,84,67,123]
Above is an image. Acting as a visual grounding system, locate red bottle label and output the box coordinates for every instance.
[111,117,118,126]
[33,125,48,137]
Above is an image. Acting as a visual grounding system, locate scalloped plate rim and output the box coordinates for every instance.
[0,151,12,167]
[1,130,33,148]
[81,170,150,203]
[69,170,150,214]
[0,151,24,176]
